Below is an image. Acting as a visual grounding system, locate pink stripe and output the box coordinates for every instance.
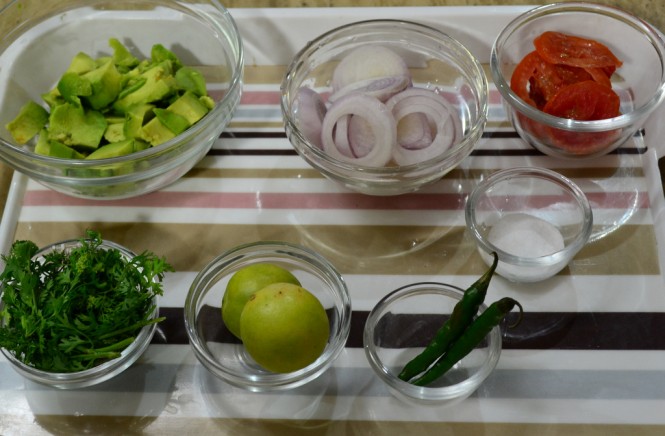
[227,89,504,107]
[23,190,465,210]
[22,190,649,211]
[239,91,281,105]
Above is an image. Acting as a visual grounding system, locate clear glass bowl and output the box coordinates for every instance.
[184,241,352,392]
[281,19,488,196]
[465,167,593,282]
[490,2,665,159]
[363,282,501,406]
[0,0,243,199]
[0,239,159,389]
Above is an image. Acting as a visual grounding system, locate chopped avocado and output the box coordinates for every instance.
[133,138,150,152]
[6,101,49,144]
[117,77,147,100]
[112,62,176,114]
[200,95,215,110]
[104,121,125,143]
[175,66,207,96]
[10,39,212,159]
[140,117,176,146]
[86,139,135,159]
[151,44,182,70]
[35,131,85,159]
[83,59,123,110]
[57,72,92,106]
[153,108,190,134]
[42,88,65,109]
[109,38,139,70]
[123,103,155,139]
[67,52,97,75]
[167,91,209,124]
[47,103,107,149]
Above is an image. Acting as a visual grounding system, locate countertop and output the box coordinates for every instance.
[0,0,663,218]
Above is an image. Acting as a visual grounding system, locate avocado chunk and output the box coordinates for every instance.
[151,44,183,70]
[112,61,176,114]
[176,66,207,96]
[123,103,155,139]
[109,38,139,70]
[35,130,86,159]
[83,59,123,110]
[6,101,49,144]
[41,88,65,109]
[153,108,190,135]
[66,52,96,75]
[140,117,176,146]
[86,139,135,159]
[167,91,209,124]
[47,103,107,149]
[57,72,92,106]
[104,121,126,143]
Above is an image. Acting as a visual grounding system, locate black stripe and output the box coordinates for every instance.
[207,146,647,157]
[155,307,665,351]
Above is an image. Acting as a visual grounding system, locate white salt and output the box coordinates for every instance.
[487,213,565,258]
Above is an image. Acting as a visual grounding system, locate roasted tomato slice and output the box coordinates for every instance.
[543,80,620,120]
[534,31,623,70]
[511,51,564,109]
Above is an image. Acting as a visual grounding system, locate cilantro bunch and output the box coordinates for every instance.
[0,230,173,373]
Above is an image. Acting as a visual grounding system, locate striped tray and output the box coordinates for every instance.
[2,6,665,434]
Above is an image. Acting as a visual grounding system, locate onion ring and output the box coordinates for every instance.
[386,88,462,165]
[321,93,395,166]
[293,87,327,149]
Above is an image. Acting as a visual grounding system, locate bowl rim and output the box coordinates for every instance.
[363,281,502,402]
[280,18,489,176]
[0,0,244,166]
[183,240,352,391]
[464,166,594,267]
[0,238,159,389]
[489,2,665,132]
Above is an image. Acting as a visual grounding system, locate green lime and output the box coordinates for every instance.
[221,263,300,339]
[239,282,330,373]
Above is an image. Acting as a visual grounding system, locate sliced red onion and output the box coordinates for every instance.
[332,115,354,158]
[395,113,433,150]
[321,93,395,167]
[331,46,410,93]
[386,88,462,166]
[347,115,375,158]
[328,75,411,104]
[292,87,327,149]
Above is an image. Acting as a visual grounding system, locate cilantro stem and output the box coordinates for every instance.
[98,316,166,340]
[89,336,136,354]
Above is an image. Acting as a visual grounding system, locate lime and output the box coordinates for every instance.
[221,263,300,339]
[239,283,330,373]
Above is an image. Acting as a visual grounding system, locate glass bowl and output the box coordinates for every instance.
[0,0,243,199]
[184,241,352,392]
[465,167,593,282]
[280,19,488,196]
[0,238,159,389]
[363,282,501,406]
[490,2,665,159]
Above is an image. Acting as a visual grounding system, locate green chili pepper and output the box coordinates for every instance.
[410,296,523,387]
[398,252,498,382]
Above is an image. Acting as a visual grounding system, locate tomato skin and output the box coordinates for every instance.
[543,80,620,121]
[534,31,623,70]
